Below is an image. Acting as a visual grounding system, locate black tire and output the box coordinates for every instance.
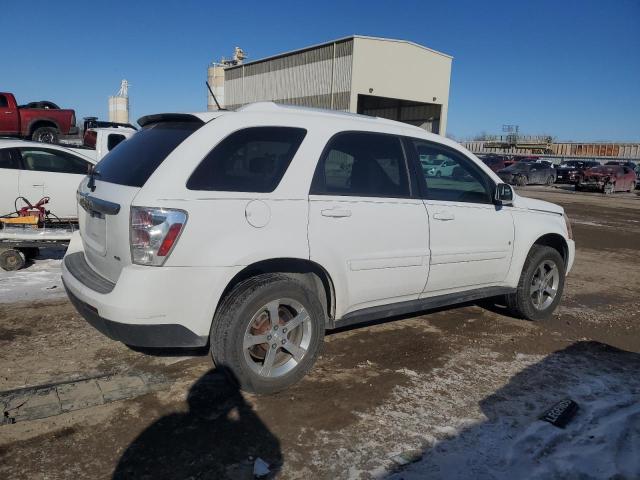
[210,273,325,394]
[506,245,565,321]
[545,176,553,186]
[0,249,26,271]
[575,184,582,192]
[19,247,40,260]
[31,126,59,143]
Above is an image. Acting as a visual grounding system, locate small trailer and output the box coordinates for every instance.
[0,197,76,271]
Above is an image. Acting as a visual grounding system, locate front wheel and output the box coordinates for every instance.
[210,273,325,394]
[506,245,565,321]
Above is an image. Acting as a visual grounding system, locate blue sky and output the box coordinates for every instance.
[4,0,639,141]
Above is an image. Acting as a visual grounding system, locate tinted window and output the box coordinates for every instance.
[410,140,492,204]
[0,149,19,169]
[95,122,201,187]
[187,127,306,192]
[19,148,89,174]
[311,132,409,198]
[0,95,7,108]
[107,134,126,151]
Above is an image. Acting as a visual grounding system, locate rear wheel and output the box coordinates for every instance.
[0,249,26,271]
[545,176,554,186]
[210,273,325,394]
[506,245,565,321]
[31,126,59,144]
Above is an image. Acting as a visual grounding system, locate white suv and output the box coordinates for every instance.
[62,103,575,394]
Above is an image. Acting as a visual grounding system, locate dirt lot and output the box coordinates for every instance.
[1,186,639,479]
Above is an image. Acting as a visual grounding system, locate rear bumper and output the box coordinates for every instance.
[63,279,207,348]
[61,233,240,347]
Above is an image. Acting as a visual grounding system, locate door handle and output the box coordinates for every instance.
[321,208,352,218]
[4,111,13,114]
[32,184,45,187]
[433,211,455,221]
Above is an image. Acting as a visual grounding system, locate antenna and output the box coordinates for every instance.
[206,80,225,111]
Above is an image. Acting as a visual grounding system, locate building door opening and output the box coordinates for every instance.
[357,94,442,134]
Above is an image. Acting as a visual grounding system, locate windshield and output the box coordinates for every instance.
[94,121,202,187]
[506,163,530,172]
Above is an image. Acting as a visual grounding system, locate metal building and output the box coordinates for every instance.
[223,36,452,134]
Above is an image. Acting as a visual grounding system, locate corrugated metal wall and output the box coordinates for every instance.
[463,141,640,159]
[224,39,353,111]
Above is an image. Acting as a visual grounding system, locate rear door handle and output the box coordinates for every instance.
[321,208,352,218]
[32,184,45,187]
[433,211,455,221]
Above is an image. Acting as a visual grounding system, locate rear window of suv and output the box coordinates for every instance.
[187,127,306,192]
[94,121,201,187]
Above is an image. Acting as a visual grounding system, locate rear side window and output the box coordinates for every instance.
[0,149,19,169]
[107,134,126,151]
[95,122,201,187]
[187,127,306,192]
[311,132,410,198]
[0,95,7,108]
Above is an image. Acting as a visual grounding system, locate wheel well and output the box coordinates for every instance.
[219,258,336,326]
[532,233,568,267]
[29,120,59,136]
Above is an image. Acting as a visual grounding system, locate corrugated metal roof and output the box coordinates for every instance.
[224,35,453,71]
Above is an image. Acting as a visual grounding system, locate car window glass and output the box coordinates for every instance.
[107,134,126,151]
[411,139,492,204]
[0,149,20,169]
[187,127,306,192]
[312,132,409,198]
[0,95,7,108]
[19,148,89,174]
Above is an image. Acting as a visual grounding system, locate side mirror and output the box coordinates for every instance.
[494,183,513,207]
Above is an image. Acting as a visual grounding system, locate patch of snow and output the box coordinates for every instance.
[0,248,66,303]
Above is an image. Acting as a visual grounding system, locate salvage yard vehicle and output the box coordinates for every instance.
[0,140,96,219]
[62,103,575,394]
[496,161,556,186]
[555,160,599,185]
[479,154,508,172]
[576,165,636,194]
[0,92,78,143]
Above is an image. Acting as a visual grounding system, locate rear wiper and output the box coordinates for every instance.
[87,169,100,192]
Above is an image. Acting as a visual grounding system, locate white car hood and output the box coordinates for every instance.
[515,195,564,215]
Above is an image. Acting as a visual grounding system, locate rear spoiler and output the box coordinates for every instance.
[138,113,205,128]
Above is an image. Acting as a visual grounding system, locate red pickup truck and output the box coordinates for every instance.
[0,92,78,143]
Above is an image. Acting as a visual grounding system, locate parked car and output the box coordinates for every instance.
[604,160,637,169]
[0,92,78,143]
[497,161,556,186]
[62,103,575,394]
[635,164,640,189]
[479,155,507,172]
[576,165,637,194]
[555,160,599,184]
[0,140,95,219]
[74,123,137,161]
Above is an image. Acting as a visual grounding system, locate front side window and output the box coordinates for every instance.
[0,95,7,108]
[410,139,493,204]
[311,132,409,198]
[187,127,306,192]
[18,148,89,175]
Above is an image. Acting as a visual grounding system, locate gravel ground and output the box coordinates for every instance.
[0,186,639,480]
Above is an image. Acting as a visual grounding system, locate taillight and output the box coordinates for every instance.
[130,207,187,266]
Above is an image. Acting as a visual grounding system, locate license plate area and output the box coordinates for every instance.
[84,210,107,256]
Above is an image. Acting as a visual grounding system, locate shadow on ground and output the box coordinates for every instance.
[113,367,281,479]
[385,341,640,479]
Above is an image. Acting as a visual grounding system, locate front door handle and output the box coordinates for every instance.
[321,208,352,218]
[433,211,455,221]
[32,184,45,187]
